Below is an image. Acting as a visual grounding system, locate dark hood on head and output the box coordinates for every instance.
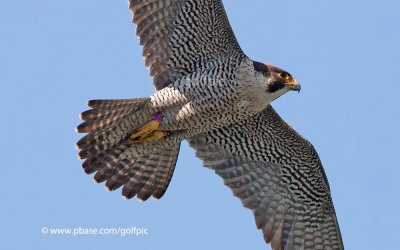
[253,61,270,77]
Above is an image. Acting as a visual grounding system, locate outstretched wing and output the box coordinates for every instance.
[188,106,344,250]
[129,0,244,90]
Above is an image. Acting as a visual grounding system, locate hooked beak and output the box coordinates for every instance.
[285,79,301,93]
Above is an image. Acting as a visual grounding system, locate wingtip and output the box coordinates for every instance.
[77,150,88,160]
[151,194,161,201]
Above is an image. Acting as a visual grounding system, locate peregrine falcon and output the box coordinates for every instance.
[76,1,344,249]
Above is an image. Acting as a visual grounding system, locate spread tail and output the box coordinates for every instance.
[76,98,180,201]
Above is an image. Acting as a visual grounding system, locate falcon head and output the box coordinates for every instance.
[253,61,301,102]
[266,64,301,94]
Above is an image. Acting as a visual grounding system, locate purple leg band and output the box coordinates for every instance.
[153,113,163,122]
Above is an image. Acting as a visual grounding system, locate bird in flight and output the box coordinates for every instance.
[76,1,344,249]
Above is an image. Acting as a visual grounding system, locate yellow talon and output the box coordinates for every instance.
[128,113,167,143]
[128,131,169,144]
[130,113,163,140]
[130,120,161,140]
[141,131,168,142]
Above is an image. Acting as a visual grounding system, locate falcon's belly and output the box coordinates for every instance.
[149,58,270,133]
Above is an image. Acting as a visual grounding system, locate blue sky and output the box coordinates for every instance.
[1,0,400,249]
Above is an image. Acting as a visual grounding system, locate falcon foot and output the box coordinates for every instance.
[128,113,167,143]
[128,130,169,143]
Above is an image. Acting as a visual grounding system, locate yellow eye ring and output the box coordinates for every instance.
[280,72,291,80]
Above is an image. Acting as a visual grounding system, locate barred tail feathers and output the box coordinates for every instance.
[76,98,181,201]
[76,98,152,158]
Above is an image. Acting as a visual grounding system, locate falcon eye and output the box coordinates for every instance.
[280,72,291,81]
